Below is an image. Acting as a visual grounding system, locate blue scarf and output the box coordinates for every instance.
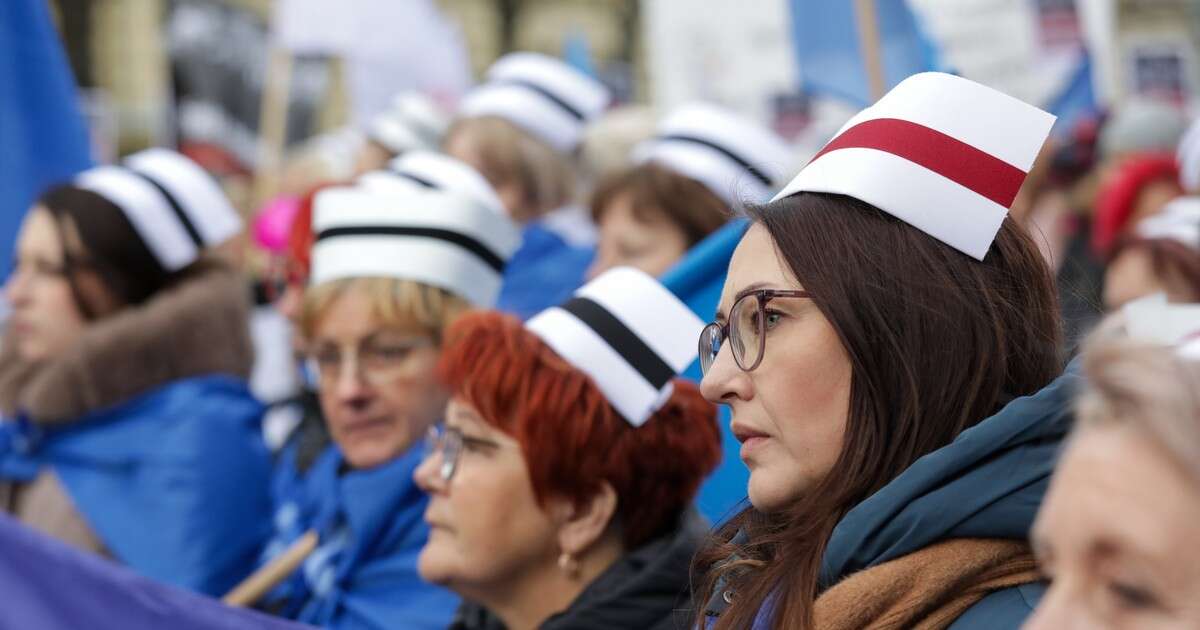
[261,442,459,630]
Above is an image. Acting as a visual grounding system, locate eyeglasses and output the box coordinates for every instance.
[308,335,433,387]
[424,424,501,484]
[698,289,810,376]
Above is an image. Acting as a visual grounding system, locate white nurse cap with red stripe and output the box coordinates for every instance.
[773,73,1056,261]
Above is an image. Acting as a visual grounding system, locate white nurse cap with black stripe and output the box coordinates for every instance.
[367,92,449,156]
[311,185,520,307]
[74,149,242,271]
[526,267,704,426]
[357,151,505,216]
[459,52,611,153]
[635,103,793,206]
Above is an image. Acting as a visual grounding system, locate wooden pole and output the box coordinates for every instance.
[853,0,887,102]
[222,530,318,608]
[252,46,294,210]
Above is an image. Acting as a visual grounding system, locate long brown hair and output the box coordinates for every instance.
[694,192,1063,629]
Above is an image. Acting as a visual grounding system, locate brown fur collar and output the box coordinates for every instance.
[0,260,254,423]
[812,538,1041,630]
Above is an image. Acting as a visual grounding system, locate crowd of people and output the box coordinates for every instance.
[3,49,1200,630]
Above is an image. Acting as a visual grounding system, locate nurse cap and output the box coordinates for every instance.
[772,73,1056,261]
[367,92,449,156]
[75,148,242,271]
[1137,197,1200,251]
[526,267,704,427]
[459,52,611,153]
[635,103,793,206]
[357,151,505,216]
[311,185,520,307]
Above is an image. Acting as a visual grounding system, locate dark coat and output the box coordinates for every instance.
[452,510,709,630]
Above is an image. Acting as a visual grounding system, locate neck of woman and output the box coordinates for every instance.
[477,537,625,630]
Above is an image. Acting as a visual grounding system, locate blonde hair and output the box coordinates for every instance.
[445,116,576,218]
[1078,319,1200,483]
[302,277,472,342]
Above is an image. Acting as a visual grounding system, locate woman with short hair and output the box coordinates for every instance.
[587,104,793,279]
[1026,312,1200,629]
[415,267,722,630]
[248,159,520,630]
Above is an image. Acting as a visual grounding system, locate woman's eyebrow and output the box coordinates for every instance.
[715,281,776,318]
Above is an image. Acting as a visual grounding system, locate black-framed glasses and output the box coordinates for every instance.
[698,289,810,376]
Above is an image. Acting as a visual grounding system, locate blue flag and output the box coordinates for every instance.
[0,514,309,630]
[0,0,93,279]
[662,219,750,524]
[789,0,940,106]
[1046,52,1098,138]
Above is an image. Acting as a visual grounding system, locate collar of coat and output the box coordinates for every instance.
[0,259,253,423]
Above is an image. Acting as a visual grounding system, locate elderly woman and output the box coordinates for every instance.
[444,52,611,319]
[248,159,520,630]
[1026,313,1200,629]
[0,149,270,595]
[414,267,722,630]
[587,104,792,279]
[695,73,1072,628]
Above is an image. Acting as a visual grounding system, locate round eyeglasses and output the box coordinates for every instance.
[698,289,810,376]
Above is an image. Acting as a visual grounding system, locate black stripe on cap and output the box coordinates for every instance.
[657,134,773,187]
[127,169,205,247]
[385,168,439,190]
[560,296,675,391]
[315,225,505,273]
[492,79,585,121]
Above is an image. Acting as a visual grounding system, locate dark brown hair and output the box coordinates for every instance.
[694,192,1063,629]
[38,185,171,318]
[590,162,730,247]
[1108,234,1200,302]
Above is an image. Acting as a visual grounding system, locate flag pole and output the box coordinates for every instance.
[252,45,293,210]
[853,0,887,102]
[222,530,318,607]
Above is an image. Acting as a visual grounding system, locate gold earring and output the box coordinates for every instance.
[557,552,580,578]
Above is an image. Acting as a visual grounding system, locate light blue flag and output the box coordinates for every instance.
[0,0,93,278]
[1046,52,1098,138]
[662,219,750,524]
[789,0,940,107]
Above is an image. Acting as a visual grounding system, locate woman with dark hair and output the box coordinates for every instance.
[414,267,722,630]
[695,74,1070,629]
[587,104,793,279]
[1103,198,1200,309]
[0,149,271,595]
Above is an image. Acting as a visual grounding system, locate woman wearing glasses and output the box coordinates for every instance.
[414,267,722,630]
[248,168,520,629]
[695,74,1073,629]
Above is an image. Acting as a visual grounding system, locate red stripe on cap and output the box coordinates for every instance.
[810,118,1028,208]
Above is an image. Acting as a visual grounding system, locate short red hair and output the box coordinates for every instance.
[1093,154,1180,256]
[438,310,721,549]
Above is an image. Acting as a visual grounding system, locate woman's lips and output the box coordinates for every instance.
[732,423,771,459]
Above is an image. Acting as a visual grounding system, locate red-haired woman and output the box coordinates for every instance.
[414,267,722,630]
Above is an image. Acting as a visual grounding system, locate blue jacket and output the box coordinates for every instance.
[817,363,1080,628]
[260,443,458,630]
[497,220,594,321]
[705,362,1080,629]
[0,375,273,596]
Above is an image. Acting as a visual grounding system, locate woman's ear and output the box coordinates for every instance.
[554,481,618,557]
